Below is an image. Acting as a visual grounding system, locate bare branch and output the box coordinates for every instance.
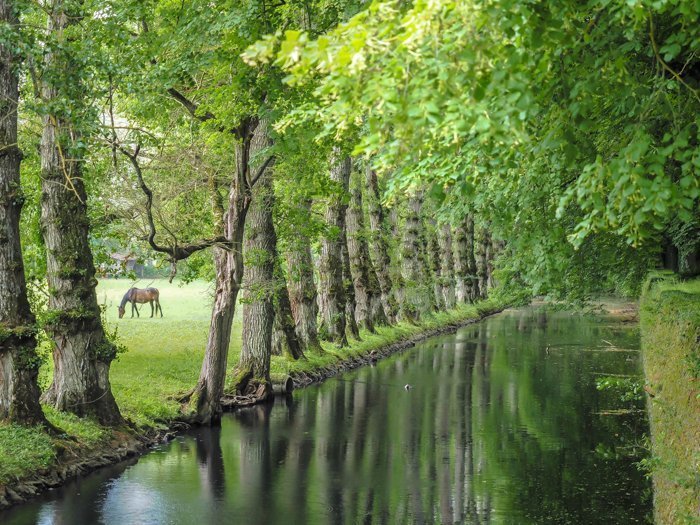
[113,141,229,263]
[167,88,217,124]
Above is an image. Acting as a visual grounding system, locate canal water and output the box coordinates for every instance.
[2,307,651,524]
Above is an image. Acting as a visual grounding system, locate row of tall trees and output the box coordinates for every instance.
[1,0,124,427]
[263,0,700,300]
[0,0,496,428]
[6,0,696,430]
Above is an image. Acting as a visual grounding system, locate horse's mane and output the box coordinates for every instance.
[119,289,133,309]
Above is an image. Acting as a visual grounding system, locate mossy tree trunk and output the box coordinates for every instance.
[476,226,490,299]
[453,219,469,303]
[400,194,430,321]
[318,153,349,347]
[345,167,376,333]
[284,201,324,354]
[233,152,276,400]
[342,229,362,340]
[0,0,47,426]
[189,117,265,424]
[364,166,398,323]
[368,258,388,326]
[192,243,236,423]
[39,1,122,426]
[426,219,444,311]
[465,215,479,302]
[488,238,502,289]
[271,257,304,360]
[438,223,456,309]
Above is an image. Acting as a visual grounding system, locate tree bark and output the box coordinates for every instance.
[271,258,304,360]
[438,223,456,309]
[233,146,276,400]
[368,257,388,326]
[453,219,469,303]
[39,1,122,426]
[364,167,398,323]
[0,0,47,426]
[318,153,349,346]
[345,167,375,333]
[400,194,430,321]
[427,220,444,311]
[284,202,324,354]
[465,215,479,302]
[342,229,361,340]
[487,238,501,289]
[188,117,261,424]
[476,226,490,299]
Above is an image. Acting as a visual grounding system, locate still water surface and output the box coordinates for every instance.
[3,308,651,524]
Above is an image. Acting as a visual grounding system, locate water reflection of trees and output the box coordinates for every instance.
[224,309,649,524]
[2,309,650,525]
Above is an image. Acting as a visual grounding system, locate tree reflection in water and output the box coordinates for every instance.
[1,308,651,525]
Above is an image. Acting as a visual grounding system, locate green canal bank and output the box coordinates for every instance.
[640,275,700,524]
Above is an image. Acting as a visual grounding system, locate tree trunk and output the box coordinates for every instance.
[345,167,375,333]
[453,219,469,303]
[400,194,430,321]
[191,245,236,423]
[284,202,324,355]
[188,118,261,424]
[476,226,490,299]
[426,220,444,311]
[0,0,47,426]
[233,150,276,400]
[318,153,349,346]
[342,229,361,340]
[438,223,456,309]
[39,2,122,426]
[465,215,479,302]
[487,238,502,289]
[271,258,304,360]
[364,167,398,323]
[368,258,388,326]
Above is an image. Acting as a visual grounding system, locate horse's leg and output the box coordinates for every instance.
[150,300,154,318]
[134,303,140,318]
[131,301,135,318]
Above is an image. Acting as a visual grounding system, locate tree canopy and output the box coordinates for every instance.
[248,0,700,297]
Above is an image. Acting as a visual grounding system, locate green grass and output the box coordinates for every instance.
[0,407,118,485]
[99,279,243,426]
[38,279,244,427]
[640,274,700,525]
[1,278,508,488]
[0,425,54,485]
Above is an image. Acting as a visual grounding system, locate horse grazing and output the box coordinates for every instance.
[118,287,163,319]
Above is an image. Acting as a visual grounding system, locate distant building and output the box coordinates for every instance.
[108,253,145,277]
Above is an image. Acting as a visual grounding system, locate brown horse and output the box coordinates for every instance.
[118,287,163,318]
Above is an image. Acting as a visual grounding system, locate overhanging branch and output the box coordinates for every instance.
[112,141,230,281]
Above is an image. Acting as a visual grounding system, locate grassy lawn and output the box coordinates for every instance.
[97,279,240,426]
[0,278,507,486]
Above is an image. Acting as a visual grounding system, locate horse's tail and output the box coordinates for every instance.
[153,288,163,317]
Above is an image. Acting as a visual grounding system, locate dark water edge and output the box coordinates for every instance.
[2,307,652,525]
